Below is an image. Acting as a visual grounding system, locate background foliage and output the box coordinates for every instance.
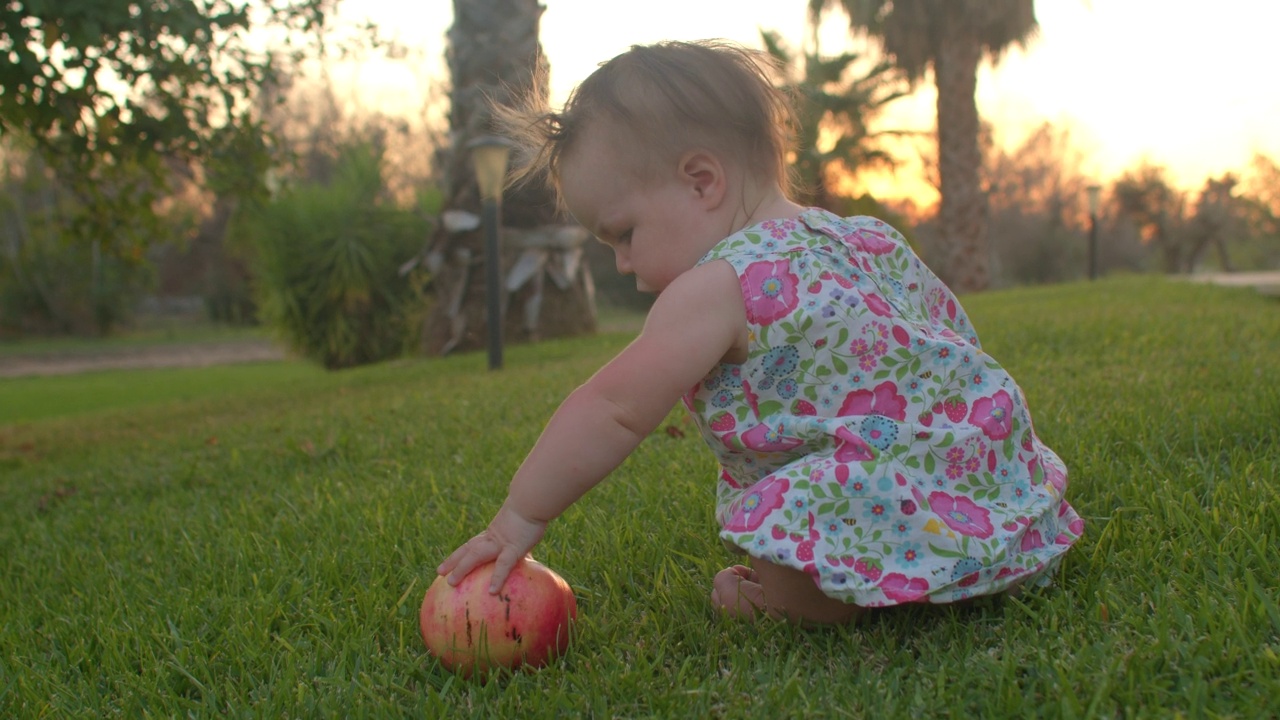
[0,0,347,249]
[0,137,154,336]
[248,141,430,369]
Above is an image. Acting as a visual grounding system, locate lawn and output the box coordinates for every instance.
[1,276,1277,718]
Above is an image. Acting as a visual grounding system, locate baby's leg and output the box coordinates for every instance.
[755,559,862,625]
[712,560,862,626]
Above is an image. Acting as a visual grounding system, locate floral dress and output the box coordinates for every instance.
[683,208,1084,606]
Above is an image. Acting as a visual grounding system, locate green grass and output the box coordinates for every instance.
[1,276,1278,718]
[0,363,324,424]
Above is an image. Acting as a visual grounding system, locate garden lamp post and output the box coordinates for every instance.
[1086,184,1102,281]
[469,135,514,370]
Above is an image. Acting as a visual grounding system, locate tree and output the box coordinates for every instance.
[421,0,595,357]
[1112,162,1187,274]
[1236,153,1280,270]
[0,0,341,255]
[1186,174,1239,273]
[983,121,1094,285]
[0,136,152,336]
[808,0,1039,293]
[759,25,910,211]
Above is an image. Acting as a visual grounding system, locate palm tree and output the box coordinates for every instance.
[422,0,596,356]
[808,0,1039,293]
[759,26,911,211]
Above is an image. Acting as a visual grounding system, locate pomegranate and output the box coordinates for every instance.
[420,558,577,678]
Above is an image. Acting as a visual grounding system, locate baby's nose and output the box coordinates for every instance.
[614,251,632,275]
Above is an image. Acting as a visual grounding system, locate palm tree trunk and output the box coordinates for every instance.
[934,26,989,293]
[423,0,595,356]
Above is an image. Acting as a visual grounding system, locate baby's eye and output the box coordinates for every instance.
[617,229,633,244]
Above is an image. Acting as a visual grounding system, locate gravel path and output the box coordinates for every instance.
[0,339,287,378]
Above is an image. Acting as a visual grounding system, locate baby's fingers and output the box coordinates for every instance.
[439,538,499,587]
[486,549,531,595]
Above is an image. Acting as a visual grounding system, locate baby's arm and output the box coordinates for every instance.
[437,260,746,592]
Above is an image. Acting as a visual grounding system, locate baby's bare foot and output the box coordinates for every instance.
[711,565,767,621]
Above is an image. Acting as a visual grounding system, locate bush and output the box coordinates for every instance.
[249,143,429,369]
[0,142,152,337]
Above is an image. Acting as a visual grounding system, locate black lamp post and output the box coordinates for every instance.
[1086,184,1101,281]
[468,135,513,370]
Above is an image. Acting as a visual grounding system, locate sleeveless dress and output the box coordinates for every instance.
[683,208,1084,607]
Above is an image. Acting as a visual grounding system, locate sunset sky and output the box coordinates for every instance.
[340,0,1279,202]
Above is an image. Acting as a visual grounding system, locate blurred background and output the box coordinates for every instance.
[2,0,1276,369]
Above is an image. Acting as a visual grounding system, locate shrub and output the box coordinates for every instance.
[0,141,152,337]
[249,143,429,369]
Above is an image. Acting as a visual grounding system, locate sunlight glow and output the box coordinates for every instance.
[336,0,1279,204]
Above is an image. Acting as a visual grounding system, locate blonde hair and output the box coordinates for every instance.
[495,39,798,203]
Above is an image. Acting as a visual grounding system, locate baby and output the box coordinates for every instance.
[438,39,1083,624]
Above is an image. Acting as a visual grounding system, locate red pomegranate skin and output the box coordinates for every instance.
[420,559,576,677]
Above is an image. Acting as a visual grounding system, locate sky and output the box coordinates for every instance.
[337,0,1280,202]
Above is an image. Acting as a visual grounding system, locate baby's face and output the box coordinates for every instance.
[559,127,724,294]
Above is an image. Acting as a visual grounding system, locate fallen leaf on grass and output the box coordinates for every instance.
[36,485,77,513]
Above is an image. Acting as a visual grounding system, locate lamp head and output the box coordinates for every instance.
[468,135,514,201]
[1086,184,1102,215]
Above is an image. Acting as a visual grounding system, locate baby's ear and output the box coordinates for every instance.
[679,150,726,206]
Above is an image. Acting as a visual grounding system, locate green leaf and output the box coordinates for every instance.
[927,543,967,559]
[832,355,848,375]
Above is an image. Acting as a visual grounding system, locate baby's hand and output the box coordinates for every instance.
[436,502,548,593]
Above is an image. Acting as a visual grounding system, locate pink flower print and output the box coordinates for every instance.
[681,392,696,412]
[879,573,930,603]
[928,491,995,539]
[741,422,804,453]
[1020,528,1044,552]
[1045,460,1067,493]
[1027,457,1042,485]
[761,219,791,240]
[720,431,743,451]
[843,228,896,255]
[838,381,908,421]
[834,465,850,485]
[742,379,760,416]
[968,390,1014,441]
[892,325,910,346]
[821,270,855,289]
[861,292,893,318]
[833,426,875,462]
[723,479,790,532]
[741,260,799,325]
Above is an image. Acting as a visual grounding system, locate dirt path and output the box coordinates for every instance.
[0,339,287,379]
